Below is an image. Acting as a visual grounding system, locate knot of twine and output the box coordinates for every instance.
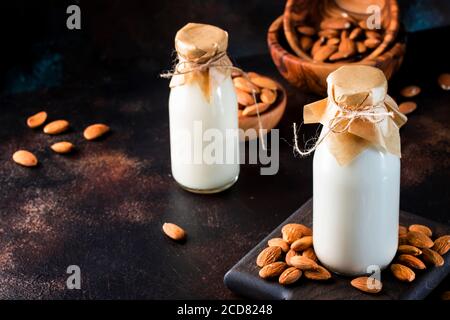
[160,51,267,150]
[293,93,394,156]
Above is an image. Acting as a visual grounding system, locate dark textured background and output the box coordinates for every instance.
[0,0,449,300]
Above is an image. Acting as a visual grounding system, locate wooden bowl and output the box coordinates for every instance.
[268,15,405,95]
[283,0,400,62]
[238,80,287,140]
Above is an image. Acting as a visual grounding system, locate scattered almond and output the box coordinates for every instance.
[249,76,278,91]
[407,231,434,248]
[50,141,74,154]
[12,150,38,167]
[285,249,297,266]
[398,101,417,115]
[421,248,444,267]
[291,236,313,251]
[302,247,318,262]
[400,85,421,98]
[399,225,408,236]
[300,36,314,51]
[409,224,432,237]
[162,222,186,241]
[236,88,254,106]
[233,77,260,94]
[256,246,282,267]
[351,277,382,293]
[364,37,381,49]
[338,30,356,58]
[259,262,287,279]
[281,224,304,244]
[349,27,362,40]
[312,44,338,62]
[327,37,340,45]
[268,238,289,253]
[27,111,47,128]
[43,120,69,135]
[438,73,450,90]
[390,264,415,282]
[304,266,331,280]
[432,235,450,255]
[83,123,110,140]
[260,89,277,105]
[397,245,422,256]
[397,254,426,270]
[289,255,318,271]
[398,234,409,245]
[356,41,367,54]
[279,267,302,285]
[242,102,271,117]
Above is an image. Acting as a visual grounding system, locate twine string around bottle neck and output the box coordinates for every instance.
[293,92,394,156]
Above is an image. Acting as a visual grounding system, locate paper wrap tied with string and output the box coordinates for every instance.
[303,65,407,166]
[169,23,233,98]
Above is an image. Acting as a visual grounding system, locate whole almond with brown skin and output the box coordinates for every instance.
[282,224,304,244]
[289,255,318,270]
[320,18,351,30]
[351,277,382,293]
[318,29,339,38]
[364,37,380,49]
[259,262,287,279]
[233,77,260,94]
[84,124,110,140]
[327,37,340,46]
[338,30,356,58]
[279,267,302,285]
[400,85,421,98]
[260,89,277,105]
[349,27,363,40]
[43,120,69,135]
[27,111,47,128]
[407,231,433,248]
[311,37,326,56]
[294,224,312,237]
[285,249,297,266]
[421,248,444,267]
[256,246,282,267]
[397,245,422,256]
[268,238,289,253]
[365,30,381,39]
[438,73,450,90]
[12,150,38,167]
[304,266,331,280]
[398,234,409,245]
[162,222,186,241]
[329,51,347,62]
[397,254,426,270]
[356,41,367,54]
[399,225,408,237]
[242,103,270,117]
[300,36,314,51]
[409,224,432,237]
[236,88,254,106]
[291,236,313,251]
[302,247,318,262]
[391,264,415,282]
[398,101,417,115]
[432,235,450,255]
[249,76,278,91]
[297,26,315,36]
[51,141,74,154]
[312,44,338,62]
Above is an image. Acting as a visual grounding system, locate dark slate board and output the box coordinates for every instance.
[224,199,450,300]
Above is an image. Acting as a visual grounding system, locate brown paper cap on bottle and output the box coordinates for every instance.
[175,23,229,63]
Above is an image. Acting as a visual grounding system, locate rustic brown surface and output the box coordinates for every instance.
[0,26,449,299]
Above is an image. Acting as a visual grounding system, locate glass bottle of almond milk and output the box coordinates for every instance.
[167,23,239,193]
[302,66,407,276]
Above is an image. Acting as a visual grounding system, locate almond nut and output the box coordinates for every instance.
[242,103,270,117]
[318,29,339,38]
[279,267,302,285]
[320,18,352,30]
[397,254,426,270]
[400,85,421,98]
[312,44,338,62]
[12,150,38,167]
[421,248,444,267]
[338,30,356,58]
[291,236,313,251]
[304,265,331,280]
[256,246,282,267]
[268,238,289,253]
[398,101,417,115]
[407,231,434,248]
[398,234,409,245]
[235,88,254,106]
[50,141,74,154]
[399,225,408,236]
[356,41,367,54]
[349,27,363,40]
[285,249,298,266]
[162,222,186,241]
[281,224,304,244]
[260,88,277,105]
[43,120,69,135]
[249,76,278,91]
[27,111,47,128]
[363,37,380,49]
[300,36,314,51]
[302,247,318,262]
[438,73,450,90]
[408,224,432,237]
[432,235,450,255]
[233,77,260,94]
[84,123,110,140]
[297,26,316,36]
[397,245,422,256]
[351,277,382,293]
[391,264,415,282]
[259,262,287,279]
[289,255,318,270]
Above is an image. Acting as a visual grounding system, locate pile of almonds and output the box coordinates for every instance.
[293,16,383,62]
[256,222,449,294]
[12,110,110,167]
[232,71,280,118]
